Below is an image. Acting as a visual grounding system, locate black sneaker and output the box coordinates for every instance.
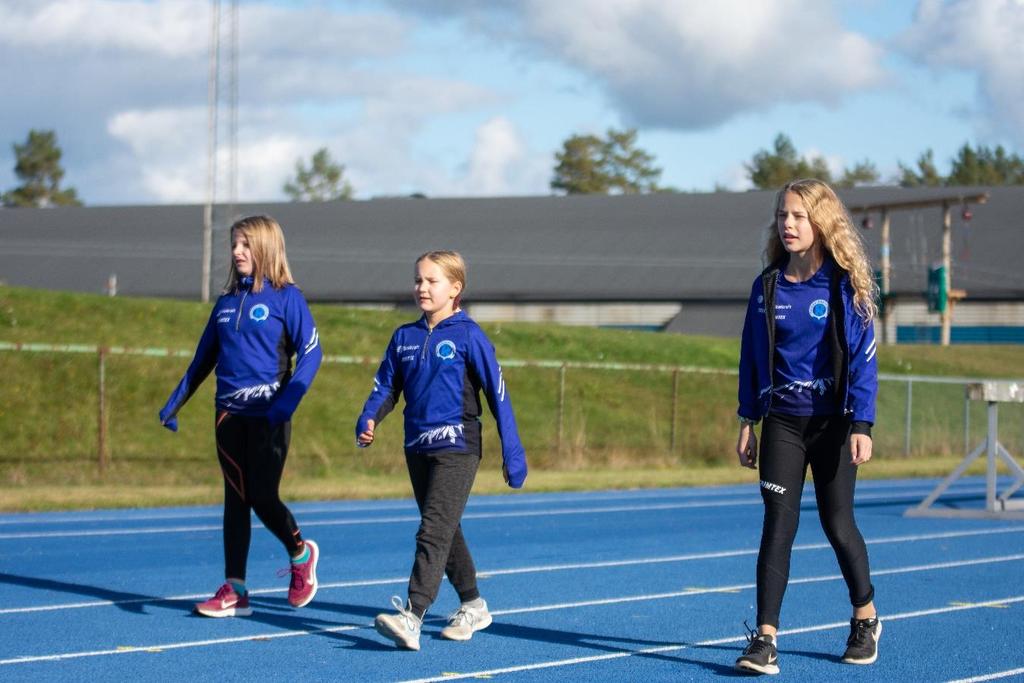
[735,624,780,675]
[842,616,882,665]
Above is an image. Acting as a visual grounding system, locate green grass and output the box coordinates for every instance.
[2,284,1023,512]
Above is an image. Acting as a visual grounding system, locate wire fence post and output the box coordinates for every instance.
[963,392,970,457]
[97,347,108,472]
[904,378,913,457]
[670,368,680,455]
[556,363,566,454]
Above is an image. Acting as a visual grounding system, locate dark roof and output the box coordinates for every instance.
[1,186,1021,302]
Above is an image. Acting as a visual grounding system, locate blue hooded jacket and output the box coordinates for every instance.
[356,310,528,488]
[738,259,877,433]
[159,277,322,429]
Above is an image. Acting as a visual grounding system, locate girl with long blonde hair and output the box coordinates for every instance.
[735,179,881,674]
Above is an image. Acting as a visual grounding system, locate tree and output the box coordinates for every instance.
[897,149,943,187]
[551,128,662,194]
[282,147,354,201]
[897,144,1024,187]
[836,160,880,188]
[947,143,1024,186]
[2,130,81,208]
[745,133,832,190]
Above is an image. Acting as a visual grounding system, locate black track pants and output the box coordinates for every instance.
[405,451,481,617]
[755,412,874,628]
[215,411,303,580]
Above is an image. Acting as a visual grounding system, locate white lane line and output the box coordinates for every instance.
[0,623,362,665]
[2,554,1021,664]
[0,485,782,525]
[5,527,1024,615]
[0,486,1001,540]
[0,479,979,527]
[947,667,1024,683]
[485,553,1024,618]
[479,526,1024,578]
[0,576,409,615]
[399,595,1024,683]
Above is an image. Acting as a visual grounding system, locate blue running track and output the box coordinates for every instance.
[1,476,1022,681]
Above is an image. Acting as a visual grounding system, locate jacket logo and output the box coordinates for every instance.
[809,299,828,320]
[249,304,270,322]
[435,340,457,360]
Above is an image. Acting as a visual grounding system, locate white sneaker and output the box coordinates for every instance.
[375,596,422,651]
[440,598,492,641]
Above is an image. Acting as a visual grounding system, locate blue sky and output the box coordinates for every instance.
[1,0,1022,205]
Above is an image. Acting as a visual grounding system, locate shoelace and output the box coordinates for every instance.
[847,619,876,647]
[213,583,234,601]
[742,620,774,657]
[447,605,478,628]
[390,596,420,632]
[277,565,306,590]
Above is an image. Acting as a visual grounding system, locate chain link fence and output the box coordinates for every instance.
[2,342,1023,479]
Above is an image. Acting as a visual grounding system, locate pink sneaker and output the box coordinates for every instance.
[285,539,319,608]
[195,583,252,618]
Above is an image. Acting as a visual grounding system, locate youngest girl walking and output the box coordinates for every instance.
[355,250,528,650]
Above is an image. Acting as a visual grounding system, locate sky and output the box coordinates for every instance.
[1,0,1022,206]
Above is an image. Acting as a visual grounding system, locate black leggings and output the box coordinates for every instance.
[215,411,303,581]
[756,412,874,628]
[405,451,481,617]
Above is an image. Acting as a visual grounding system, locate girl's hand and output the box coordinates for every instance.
[502,463,509,485]
[736,424,757,469]
[357,419,375,447]
[850,433,873,465]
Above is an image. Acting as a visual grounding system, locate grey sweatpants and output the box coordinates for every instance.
[405,451,481,616]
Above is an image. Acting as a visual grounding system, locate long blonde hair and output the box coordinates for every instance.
[764,179,878,321]
[223,215,295,293]
[416,250,467,309]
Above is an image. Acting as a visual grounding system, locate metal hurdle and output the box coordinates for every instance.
[906,381,1024,519]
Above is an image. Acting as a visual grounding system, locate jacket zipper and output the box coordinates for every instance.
[236,290,248,331]
[421,326,433,360]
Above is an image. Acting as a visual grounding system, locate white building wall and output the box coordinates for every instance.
[883,299,1024,342]
[466,302,682,328]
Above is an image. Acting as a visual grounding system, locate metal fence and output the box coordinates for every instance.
[2,341,1022,471]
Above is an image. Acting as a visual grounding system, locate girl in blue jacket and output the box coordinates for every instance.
[356,250,528,651]
[160,215,322,618]
[734,180,880,675]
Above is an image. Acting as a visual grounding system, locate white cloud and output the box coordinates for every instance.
[0,0,406,59]
[462,117,551,196]
[108,106,317,202]
[108,107,213,202]
[460,117,526,196]
[898,0,1024,144]
[385,0,887,129]
[527,0,886,128]
[3,0,506,203]
[0,0,204,57]
[104,100,541,204]
[715,163,753,192]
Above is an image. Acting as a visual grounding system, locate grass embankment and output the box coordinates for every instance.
[2,285,1023,511]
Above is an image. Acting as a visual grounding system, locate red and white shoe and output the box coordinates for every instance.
[194,583,252,618]
[285,539,319,608]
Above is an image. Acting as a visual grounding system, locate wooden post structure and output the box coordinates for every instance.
[846,191,988,348]
[941,202,952,346]
[880,208,891,344]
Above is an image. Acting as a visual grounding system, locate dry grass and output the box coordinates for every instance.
[0,454,1003,512]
